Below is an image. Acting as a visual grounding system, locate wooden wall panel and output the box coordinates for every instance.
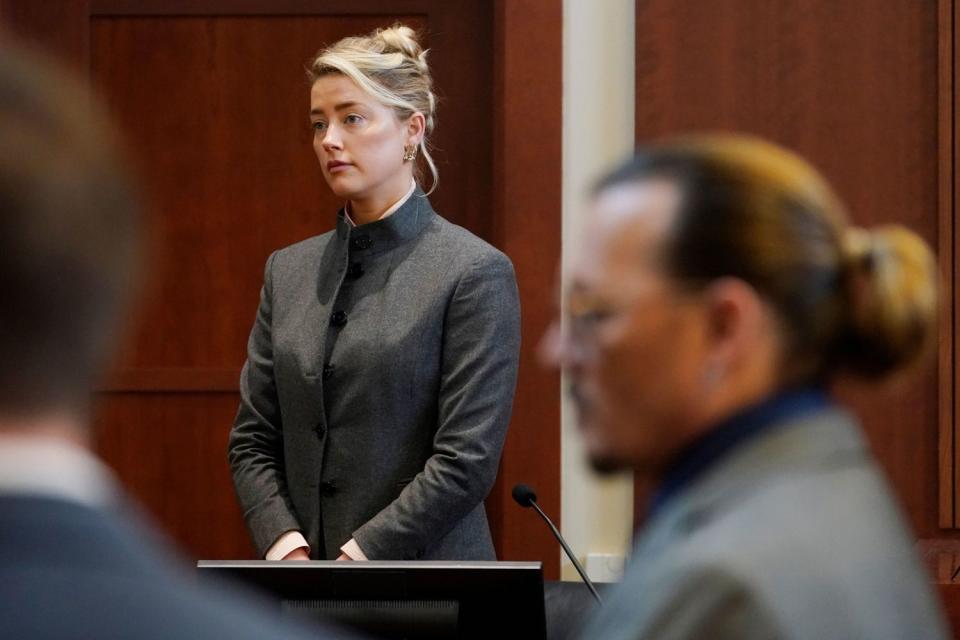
[0,0,562,579]
[948,0,960,540]
[92,392,252,560]
[0,0,89,68]
[634,0,954,541]
[489,0,563,579]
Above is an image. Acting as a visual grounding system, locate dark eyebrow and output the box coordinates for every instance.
[310,101,362,116]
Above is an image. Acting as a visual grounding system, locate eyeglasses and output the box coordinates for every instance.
[563,295,633,340]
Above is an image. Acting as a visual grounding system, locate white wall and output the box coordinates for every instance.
[560,0,636,582]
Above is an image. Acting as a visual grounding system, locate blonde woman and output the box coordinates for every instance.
[228,25,520,562]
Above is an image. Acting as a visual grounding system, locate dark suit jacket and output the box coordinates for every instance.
[229,189,521,560]
[577,407,948,639]
[0,494,341,640]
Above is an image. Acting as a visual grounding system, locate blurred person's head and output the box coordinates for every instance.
[542,135,936,476]
[0,43,141,427]
[307,24,437,202]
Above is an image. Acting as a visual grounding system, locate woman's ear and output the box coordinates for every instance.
[406,112,426,146]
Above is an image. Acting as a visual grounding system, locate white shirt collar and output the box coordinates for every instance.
[0,435,118,507]
[344,179,417,227]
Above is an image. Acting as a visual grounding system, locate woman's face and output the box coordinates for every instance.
[309,74,420,202]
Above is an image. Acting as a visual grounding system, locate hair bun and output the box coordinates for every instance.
[838,225,937,378]
[376,24,425,63]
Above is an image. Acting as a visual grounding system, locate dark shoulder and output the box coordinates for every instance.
[0,498,330,640]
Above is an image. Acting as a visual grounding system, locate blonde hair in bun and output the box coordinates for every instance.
[308,24,438,194]
[595,135,939,383]
[840,225,938,378]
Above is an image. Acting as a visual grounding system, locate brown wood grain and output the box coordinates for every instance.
[0,0,90,69]
[489,0,563,580]
[91,392,254,560]
[89,0,434,15]
[919,539,960,637]
[940,0,956,529]
[98,369,240,393]
[937,581,960,640]
[634,0,953,540]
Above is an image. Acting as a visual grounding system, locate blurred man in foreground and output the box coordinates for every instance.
[544,135,948,639]
[0,43,350,640]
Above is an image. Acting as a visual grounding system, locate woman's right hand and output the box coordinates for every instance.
[282,547,310,561]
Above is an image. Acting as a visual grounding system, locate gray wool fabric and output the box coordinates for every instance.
[228,188,521,560]
[577,407,948,640]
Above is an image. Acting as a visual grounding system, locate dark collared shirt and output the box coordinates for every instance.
[650,387,831,517]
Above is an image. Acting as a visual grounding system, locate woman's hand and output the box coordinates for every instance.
[336,553,352,561]
[282,547,310,561]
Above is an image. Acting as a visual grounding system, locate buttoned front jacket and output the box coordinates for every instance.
[228,191,521,560]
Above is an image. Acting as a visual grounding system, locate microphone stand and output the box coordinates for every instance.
[528,498,603,605]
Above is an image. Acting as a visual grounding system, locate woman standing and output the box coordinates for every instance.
[228,25,520,562]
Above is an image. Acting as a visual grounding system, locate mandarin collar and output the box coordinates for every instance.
[335,186,435,256]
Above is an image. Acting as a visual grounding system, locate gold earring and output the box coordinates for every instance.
[403,145,417,162]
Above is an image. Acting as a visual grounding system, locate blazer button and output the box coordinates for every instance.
[347,262,364,278]
[319,480,338,497]
[322,364,335,380]
[351,235,371,250]
[330,310,348,327]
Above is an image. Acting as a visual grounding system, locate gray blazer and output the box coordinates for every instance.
[578,406,948,640]
[228,190,520,561]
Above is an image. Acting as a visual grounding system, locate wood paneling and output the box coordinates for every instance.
[489,0,563,579]
[0,0,89,69]
[920,539,960,636]
[91,392,252,560]
[634,0,953,539]
[0,0,562,579]
[938,0,955,529]
[98,369,239,393]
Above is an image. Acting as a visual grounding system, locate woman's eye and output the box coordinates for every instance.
[345,114,364,125]
[312,121,327,132]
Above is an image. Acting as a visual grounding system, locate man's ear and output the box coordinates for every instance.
[701,277,769,372]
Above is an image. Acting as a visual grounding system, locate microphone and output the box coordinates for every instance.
[512,483,602,605]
